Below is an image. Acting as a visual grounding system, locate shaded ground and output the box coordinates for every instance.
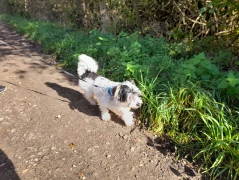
[0,20,203,180]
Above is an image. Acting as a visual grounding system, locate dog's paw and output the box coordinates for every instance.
[124,119,134,126]
[102,113,111,121]
[122,112,134,126]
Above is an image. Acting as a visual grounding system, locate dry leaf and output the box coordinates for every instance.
[69,143,74,149]
[22,169,29,174]
[77,172,84,179]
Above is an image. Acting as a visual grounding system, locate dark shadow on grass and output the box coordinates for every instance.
[0,149,20,180]
[145,135,207,179]
[146,136,176,156]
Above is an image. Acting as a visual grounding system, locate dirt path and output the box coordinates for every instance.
[0,20,202,180]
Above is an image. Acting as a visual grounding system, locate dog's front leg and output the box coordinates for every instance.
[120,108,134,126]
[99,106,111,121]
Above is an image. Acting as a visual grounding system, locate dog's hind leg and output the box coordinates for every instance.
[99,106,111,121]
[84,93,97,105]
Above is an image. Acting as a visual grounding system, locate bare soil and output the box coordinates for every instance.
[0,20,203,180]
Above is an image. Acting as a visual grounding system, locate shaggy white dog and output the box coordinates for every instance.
[77,54,143,126]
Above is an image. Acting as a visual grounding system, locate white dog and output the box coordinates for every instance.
[77,54,143,126]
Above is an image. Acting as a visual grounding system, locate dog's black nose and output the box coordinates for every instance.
[136,103,141,107]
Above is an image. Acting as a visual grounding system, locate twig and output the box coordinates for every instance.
[173,1,206,26]
[230,34,239,46]
[187,17,206,26]
[214,30,230,36]
[191,15,202,31]
[173,1,186,25]
[213,11,219,33]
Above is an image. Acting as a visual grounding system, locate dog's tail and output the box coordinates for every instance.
[77,54,99,77]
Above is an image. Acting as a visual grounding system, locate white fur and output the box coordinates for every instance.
[77,54,143,126]
[78,54,99,76]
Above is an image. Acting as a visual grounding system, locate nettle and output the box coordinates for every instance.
[217,71,239,96]
[174,52,239,96]
[92,31,173,81]
[174,52,219,82]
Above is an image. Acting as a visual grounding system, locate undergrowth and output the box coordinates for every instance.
[1,14,239,179]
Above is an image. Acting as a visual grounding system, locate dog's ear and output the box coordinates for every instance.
[113,85,131,102]
[112,85,121,98]
[130,79,136,85]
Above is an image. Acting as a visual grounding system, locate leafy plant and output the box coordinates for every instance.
[174,52,219,83]
[173,52,239,101]
[217,71,239,96]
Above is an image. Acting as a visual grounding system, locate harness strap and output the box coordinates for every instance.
[108,86,113,97]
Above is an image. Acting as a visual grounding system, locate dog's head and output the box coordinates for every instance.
[112,81,143,109]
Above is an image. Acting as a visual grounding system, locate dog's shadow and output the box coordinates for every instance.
[45,82,125,125]
[45,82,100,117]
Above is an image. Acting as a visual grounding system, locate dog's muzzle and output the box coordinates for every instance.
[136,102,142,107]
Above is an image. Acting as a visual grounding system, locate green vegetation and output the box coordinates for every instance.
[1,14,239,179]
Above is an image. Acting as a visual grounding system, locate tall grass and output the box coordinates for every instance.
[140,78,239,179]
[1,14,239,179]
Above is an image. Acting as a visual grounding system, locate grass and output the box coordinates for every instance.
[1,14,239,179]
[140,78,239,179]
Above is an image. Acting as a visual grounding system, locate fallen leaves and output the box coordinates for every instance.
[22,169,29,174]
[77,172,85,179]
[69,143,74,149]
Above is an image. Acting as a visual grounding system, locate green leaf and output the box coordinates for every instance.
[201,59,211,67]
[180,76,187,83]
[190,71,197,79]
[235,86,239,94]
[181,64,196,70]
[187,57,201,65]
[226,72,239,87]
[98,37,108,41]
[209,9,214,14]
[208,64,219,75]
[217,80,228,89]
[196,52,206,60]
[201,72,211,80]
[227,88,237,95]
[228,78,239,87]
[199,7,206,15]
[227,71,235,79]
[176,68,184,75]
[196,67,204,75]
[183,69,191,76]
[95,42,101,46]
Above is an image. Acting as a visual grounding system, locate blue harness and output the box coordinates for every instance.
[107,86,113,97]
